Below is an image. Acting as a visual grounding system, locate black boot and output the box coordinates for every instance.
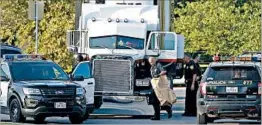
[166,106,172,119]
[151,116,160,120]
[167,109,172,119]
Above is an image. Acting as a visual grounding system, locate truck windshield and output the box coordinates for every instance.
[89,35,144,50]
[206,66,260,81]
[10,62,70,81]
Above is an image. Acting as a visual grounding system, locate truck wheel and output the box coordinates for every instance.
[69,115,84,124]
[34,115,46,123]
[94,96,103,109]
[197,113,207,124]
[9,98,26,122]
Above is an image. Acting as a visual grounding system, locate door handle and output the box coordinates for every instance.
[87,82,93,85]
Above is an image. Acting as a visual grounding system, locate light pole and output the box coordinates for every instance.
[260,0,262,122]
[35,1,38,54]
[28,0,44,54]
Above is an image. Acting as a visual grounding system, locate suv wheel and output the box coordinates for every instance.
[34,115,46,124]
[82,109,90,120]
[69,115,84,124]
[9,98,26,122]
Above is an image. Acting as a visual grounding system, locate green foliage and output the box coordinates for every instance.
[174,0,260,56]
[0,0,75,72]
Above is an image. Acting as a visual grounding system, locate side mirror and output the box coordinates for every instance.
[73,75,84,81]
[0,76,9,81]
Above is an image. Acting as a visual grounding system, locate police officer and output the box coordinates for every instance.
[71,54,84,73]
[193,54,201,83]
[148,57,172,120]
[182,54,198,116]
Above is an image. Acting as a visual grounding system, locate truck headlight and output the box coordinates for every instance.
[76,88,84,95]
[23,88,41,95]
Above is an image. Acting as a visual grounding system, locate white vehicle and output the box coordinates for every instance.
[66,0,185,112]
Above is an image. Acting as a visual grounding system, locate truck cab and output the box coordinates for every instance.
[66,0,185,109]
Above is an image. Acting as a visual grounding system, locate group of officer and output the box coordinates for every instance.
[149,54,201,120]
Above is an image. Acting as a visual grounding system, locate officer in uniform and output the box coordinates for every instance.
[193,54,202,83]
[71,54,84,73]
[182,54,198,116]
[148,57,172,120]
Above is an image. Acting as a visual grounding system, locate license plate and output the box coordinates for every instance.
[226,87,238,93]
[54,102,66,109]
[136,79,149,86]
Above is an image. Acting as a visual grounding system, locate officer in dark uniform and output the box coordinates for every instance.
[148,57,172,120]
[71,54,84,73]
[182,54,198,116]
[193,54,202,83]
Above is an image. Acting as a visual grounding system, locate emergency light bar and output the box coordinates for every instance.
[3,54,43,61]
[214,55,261,62]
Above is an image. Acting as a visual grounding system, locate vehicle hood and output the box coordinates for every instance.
[17,80,80,88]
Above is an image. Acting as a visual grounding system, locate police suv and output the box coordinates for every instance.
[0,54,89,124]
[0,43,22,57]
[197,56,261,124]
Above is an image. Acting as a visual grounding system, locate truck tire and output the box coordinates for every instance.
[94,96,103,109]
[34,115,46,124]
[69,115,84,124]
[197,113,207,124]
[197,113,214,124]
[9,98,26,122]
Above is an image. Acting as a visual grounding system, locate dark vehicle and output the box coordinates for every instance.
[197,57,261,124]
[0,54,88,124]
[0,43,22,58]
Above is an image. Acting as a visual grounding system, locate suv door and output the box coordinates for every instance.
[72,61,95,105]
[145,32,184,60]
[145,32,185,79]
[0,64,11,107]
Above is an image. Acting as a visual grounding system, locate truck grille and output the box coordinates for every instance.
[93,59,132,94]
[41,88,75,96]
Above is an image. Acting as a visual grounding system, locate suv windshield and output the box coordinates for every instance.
[10,62,69,81]
[89,35,144,49]
[206,66,260,81]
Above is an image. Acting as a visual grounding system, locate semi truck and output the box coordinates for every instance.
[66,0,185,114]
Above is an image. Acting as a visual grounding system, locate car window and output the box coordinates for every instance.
[0,68,8,78]
[10,62,69,81]
[1,64,10,77]
[206,66,260,81]
[73,62,91,79]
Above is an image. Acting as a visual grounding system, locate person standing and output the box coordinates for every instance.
[182,54,198,116]
[193,55,202,83]
[71,54,84,73]
[148,57,172,120]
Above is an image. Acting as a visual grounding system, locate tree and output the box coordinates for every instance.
[174,0,260,56]
[0,0,75,72]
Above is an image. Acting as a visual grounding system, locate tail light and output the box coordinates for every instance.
[258,82,261,95]
[200,82,207,95]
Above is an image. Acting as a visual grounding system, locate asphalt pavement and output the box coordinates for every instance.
[0,87,260,124]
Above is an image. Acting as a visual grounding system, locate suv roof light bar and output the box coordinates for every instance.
[3,54,43,61]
